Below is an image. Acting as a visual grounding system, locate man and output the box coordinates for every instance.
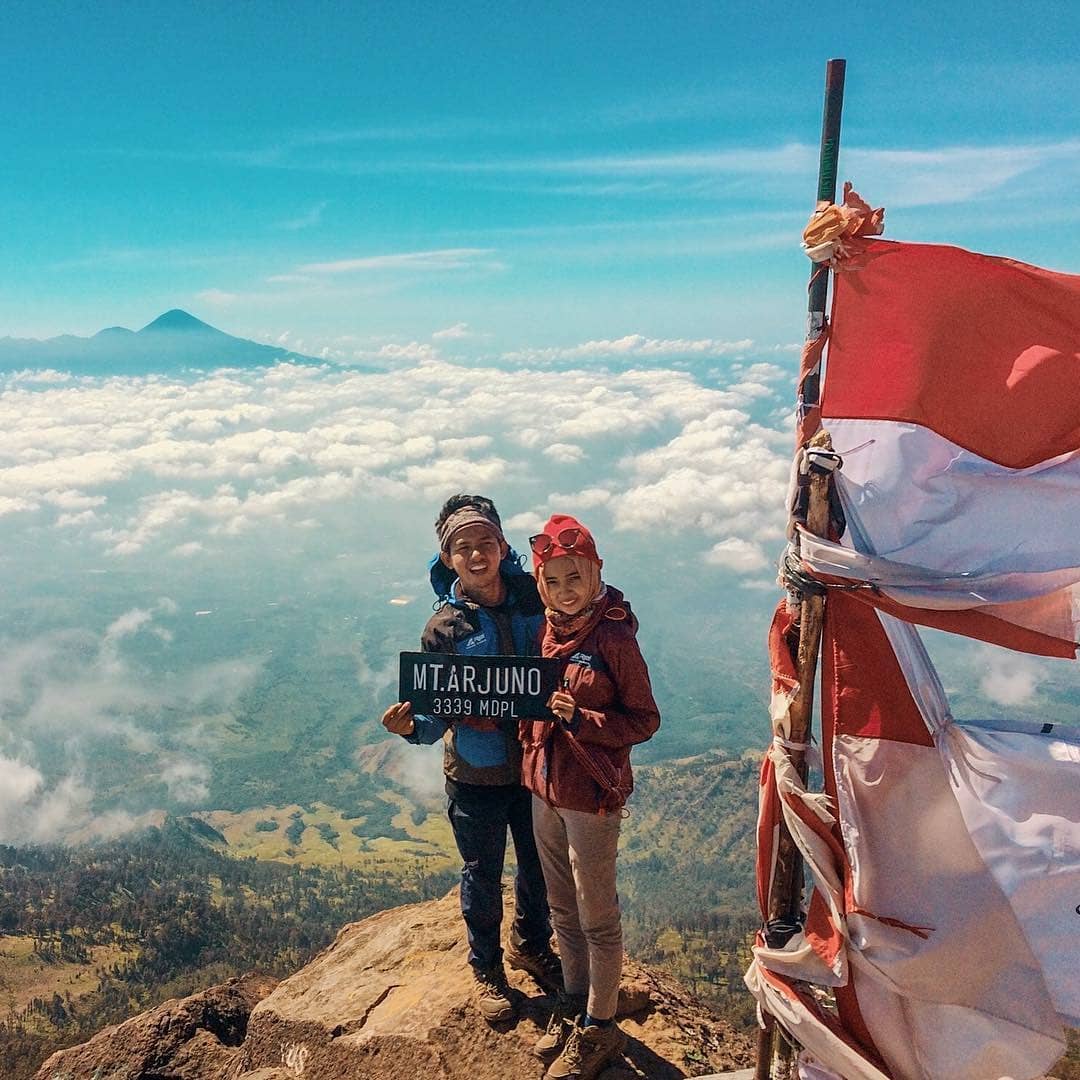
[381,493,562,1022]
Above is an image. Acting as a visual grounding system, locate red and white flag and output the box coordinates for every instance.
[750,238,1080,1079]
[800,239,1080,657]
[748,595,1080,1080]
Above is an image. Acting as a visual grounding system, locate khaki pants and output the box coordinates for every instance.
[531,794,623,1020]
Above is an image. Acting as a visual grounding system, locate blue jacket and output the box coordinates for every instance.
[406,550,544,786]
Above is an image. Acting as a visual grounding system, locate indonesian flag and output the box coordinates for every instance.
[750,238,1080,1079]
[799,239,1080,657]
[747,595,1080,1080]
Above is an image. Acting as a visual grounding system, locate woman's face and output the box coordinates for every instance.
[541,555,592,615]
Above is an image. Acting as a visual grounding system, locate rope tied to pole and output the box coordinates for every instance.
[779,543,879,604]
[802,181,885,266]
[779,545,827,602]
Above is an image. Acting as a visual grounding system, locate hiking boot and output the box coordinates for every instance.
[472,964,515,1023]
[544,1019,626,1079]
[506,942,564,993]
[534,992,585,1060]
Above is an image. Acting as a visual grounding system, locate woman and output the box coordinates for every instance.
[520,513,660,1080]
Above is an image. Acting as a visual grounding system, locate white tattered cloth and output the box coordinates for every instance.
[749,594,1079,1080]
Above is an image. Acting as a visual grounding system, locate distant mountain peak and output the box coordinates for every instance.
[0,310,317,374]
[139,309,219,334]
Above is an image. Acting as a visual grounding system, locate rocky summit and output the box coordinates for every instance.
[34,888,755,1080]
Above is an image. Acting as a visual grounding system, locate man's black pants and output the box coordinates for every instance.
[446,780,551,971]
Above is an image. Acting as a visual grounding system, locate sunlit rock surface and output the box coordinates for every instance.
[36,888,754,1080]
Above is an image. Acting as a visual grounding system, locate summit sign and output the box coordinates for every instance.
[398,652,562,721]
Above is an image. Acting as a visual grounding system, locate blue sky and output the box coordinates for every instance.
[5,1,1080,355]
[4,1,1080,838]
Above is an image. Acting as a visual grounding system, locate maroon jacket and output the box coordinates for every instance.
[520,586,660,813]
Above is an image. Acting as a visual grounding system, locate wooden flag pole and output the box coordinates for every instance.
[754,57,846,1080]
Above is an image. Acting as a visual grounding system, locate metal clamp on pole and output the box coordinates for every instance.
[803,446,843,476]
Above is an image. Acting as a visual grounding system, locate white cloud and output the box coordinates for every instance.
[504,334,754,364]
[978,651,1042,706]
[104,607,154,645]
[432,322,472,340]
[740,577,781,591]
[394,741,445,799]
[77,809,145,842]
[0,343,852,836]
[0,756,43,805]
[195,289,240,307]
[278,200,328,231]
[613,407,790,559]
[506,489,616,539]
[160,758,210,803]
[0,607,264,843]
[266,273,314,284]
[847,140,1080,208]
[732,361,788,383]
[402,455,508,498]
[44,489,106,510]
[451,143,817,177]
[14,775,96,845]
[705,538,770,572]
[0,495,36,516]
[354,644,399,699]
[0,755,120,846]
[538,487,613,512]
[365,341,440,364]
[1,451,129,498]
[6,369,73,385]
[298,248,497,274]
[569,487,612,508]
[56,509,98,527]
[504,510,548,535]
[435,138,1080,211]
[440,435,492,454]
[544,443,585,464]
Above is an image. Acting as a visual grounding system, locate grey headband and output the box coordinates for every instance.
[438,507,505,552]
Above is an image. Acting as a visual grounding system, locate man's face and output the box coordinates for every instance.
[441,524,507,598]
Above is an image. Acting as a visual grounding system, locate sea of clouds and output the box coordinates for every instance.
[0,349,792,562]
[0,349,1071,843]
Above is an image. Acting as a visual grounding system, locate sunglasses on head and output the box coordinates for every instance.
[529,527,585,558]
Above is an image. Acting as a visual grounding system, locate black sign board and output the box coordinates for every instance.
[398,652,562,722]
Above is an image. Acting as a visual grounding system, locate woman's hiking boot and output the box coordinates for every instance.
[505,942,564,993]
[534,992,585,1060]
[472,963,515,1023]
[543,1019,626,1080]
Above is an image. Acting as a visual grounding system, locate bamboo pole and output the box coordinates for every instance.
[754,58,846,1080]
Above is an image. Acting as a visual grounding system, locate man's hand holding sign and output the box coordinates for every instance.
[380,701,416,736]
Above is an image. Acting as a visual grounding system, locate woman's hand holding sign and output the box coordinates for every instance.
[547,687,576,723]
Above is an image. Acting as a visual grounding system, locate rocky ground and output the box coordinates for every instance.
[34,887,755,1080]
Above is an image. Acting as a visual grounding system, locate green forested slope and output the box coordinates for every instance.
[0,819,455,1079]
[621,751,760,1025]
